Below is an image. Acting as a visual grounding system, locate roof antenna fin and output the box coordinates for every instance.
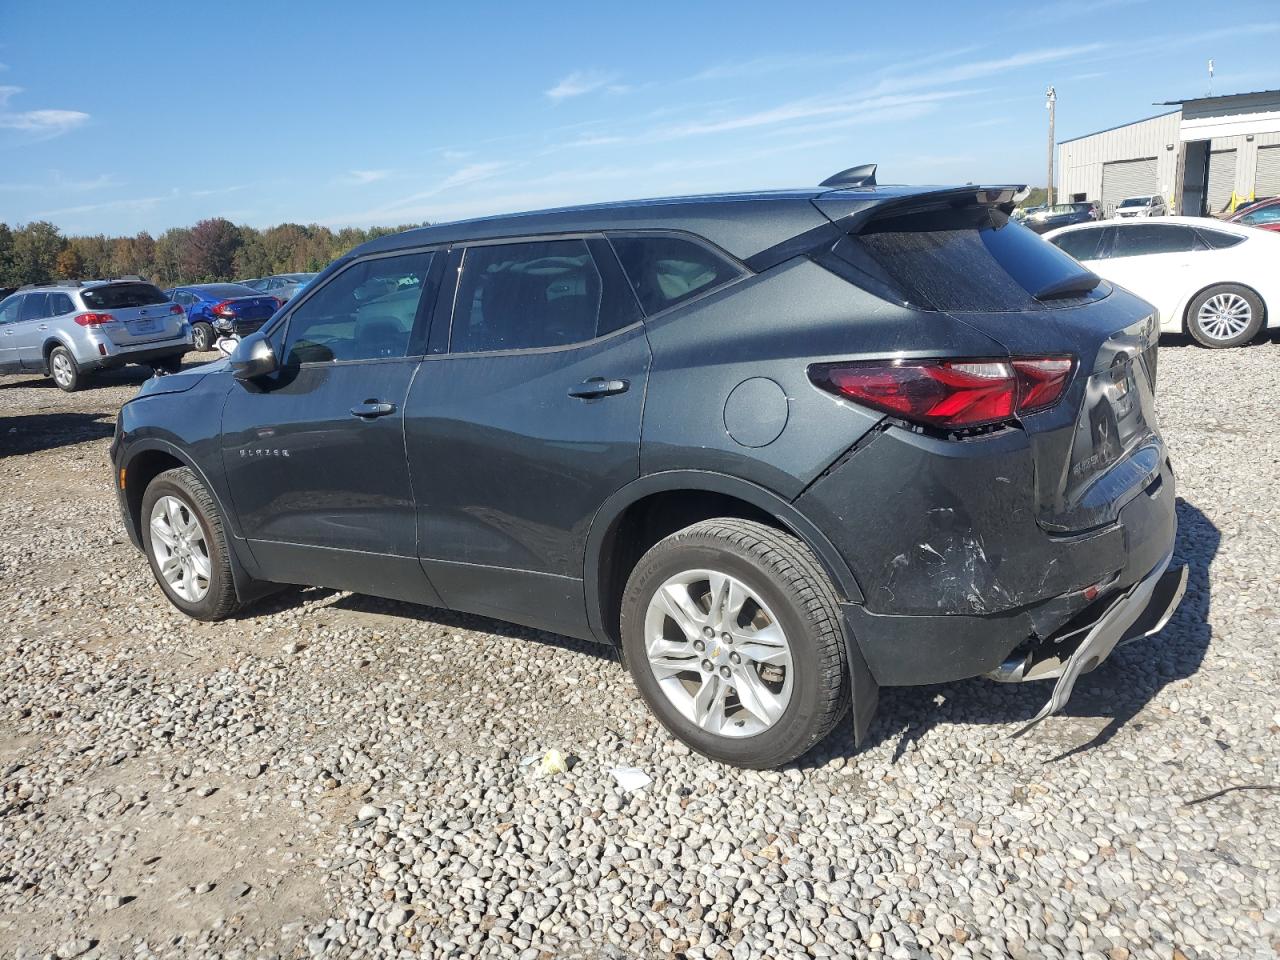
[819,163,877,188]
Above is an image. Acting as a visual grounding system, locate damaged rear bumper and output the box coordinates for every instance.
[997,550,1187,733]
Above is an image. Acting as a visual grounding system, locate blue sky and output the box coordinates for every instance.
[2,0,1277,236]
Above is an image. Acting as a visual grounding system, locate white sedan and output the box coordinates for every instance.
[1044,216,1280,348]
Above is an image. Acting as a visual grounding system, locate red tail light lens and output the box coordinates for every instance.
[212,300,235,317]
[169,304,184,315]
[810,357,1074,429]
[74,312,116,326]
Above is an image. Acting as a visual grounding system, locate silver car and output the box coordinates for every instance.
[0,279,192,391]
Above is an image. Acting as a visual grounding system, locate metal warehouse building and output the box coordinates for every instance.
[1057,89,1280,217]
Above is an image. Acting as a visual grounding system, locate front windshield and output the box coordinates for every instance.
[1047,205,1077,215]
[1118,197,1151,208]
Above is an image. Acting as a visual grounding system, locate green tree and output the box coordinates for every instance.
[9,221,67,285]
[0,223,14,286]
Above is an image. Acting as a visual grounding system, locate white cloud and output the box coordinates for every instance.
[346,169,390,185]
[33,195,164,218]
[690,52,869,82]
[0,86,90,140]
[545,70,618,102]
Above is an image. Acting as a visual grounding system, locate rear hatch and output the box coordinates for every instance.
[811,187,1163,532]
[81,282,185,346]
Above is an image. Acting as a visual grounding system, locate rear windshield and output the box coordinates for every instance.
[198,284,262,298]
[828,205,1103,313]
[81,283,169,309]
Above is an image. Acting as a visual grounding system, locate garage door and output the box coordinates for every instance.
[1256,144,1280,197]
[1207,149,1237,214]
[1101,158,1157,216]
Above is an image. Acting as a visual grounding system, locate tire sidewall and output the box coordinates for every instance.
[49,346,79,392]
[621,539,833,768]
[192,323,213,352]
[1188,285,1263,348]
[141,473,228,620]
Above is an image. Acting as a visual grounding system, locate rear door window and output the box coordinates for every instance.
[1050,227,1107,261]
[451,239,610,353]
[1197,228,1247,249]
[1111,224,1203,258]
[19,293,50,321]
[48,293,74,316]
[81,283,169,309]
[609,234,743,316]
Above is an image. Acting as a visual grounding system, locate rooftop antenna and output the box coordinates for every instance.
[1207,58,1214,97]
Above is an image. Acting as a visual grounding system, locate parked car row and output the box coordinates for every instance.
[237,273,317,303]
[166,283,284,351]
[0,278,191,390]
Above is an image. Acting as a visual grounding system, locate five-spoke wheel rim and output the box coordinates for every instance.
[1196,292,1252,342]
[643,569,793,738]
[149,495,211,602]
[51,352,73,387]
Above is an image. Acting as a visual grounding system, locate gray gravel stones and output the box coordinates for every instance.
[1,342,1278,959]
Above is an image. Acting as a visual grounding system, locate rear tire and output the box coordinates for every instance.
[192,322,214,352]
[1186,284,1264,348]
[48,346,83,392]
[141,467,241,621]
[620,518,850,768]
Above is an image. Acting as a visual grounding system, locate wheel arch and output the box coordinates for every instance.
[121,439,268,604]
[42,334,77,372]
[583,470,864,646]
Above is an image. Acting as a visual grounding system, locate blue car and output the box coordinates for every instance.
[166,283,283,351]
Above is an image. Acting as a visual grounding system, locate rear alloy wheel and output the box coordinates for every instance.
[620,519,850,768]
[1187,284,1264,348]
[192,322,215,352]
[48,346,82,392]
[141,466,241,621]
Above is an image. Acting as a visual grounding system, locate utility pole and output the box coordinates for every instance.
[1045,86,1057,207]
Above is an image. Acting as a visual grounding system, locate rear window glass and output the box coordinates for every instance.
[609,235,743,315]
[81,283,169,309]
[833,206,1102,312]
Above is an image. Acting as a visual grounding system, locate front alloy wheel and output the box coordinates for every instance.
[149,495,212,602]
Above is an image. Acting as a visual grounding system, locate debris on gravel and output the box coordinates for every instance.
[1,342,1278,959]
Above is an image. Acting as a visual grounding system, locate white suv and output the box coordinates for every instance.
[0,279,192,391]
[1113,195,1168,219]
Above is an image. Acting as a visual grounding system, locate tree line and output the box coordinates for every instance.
[0,218,425,290]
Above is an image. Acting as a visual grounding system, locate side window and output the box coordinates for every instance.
[451,239,603,353]
[282,251,433,364]
[0,295,23,324]
[1050,228,1105,261]
[1197,229,1246,249]
[1242,206,1280,225]
[1111,225,1202,258]
[19,293,50,322]
[48,293,74,316]
[609,234,743,315]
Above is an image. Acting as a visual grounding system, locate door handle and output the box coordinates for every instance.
[350,400,396,419]
[568,377,629,399]
[38,324,48,331]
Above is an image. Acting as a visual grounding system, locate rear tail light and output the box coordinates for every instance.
[272,297,285,310]
[810,357,1074,429]
[212,300,236,317]
[169,304,184,315]
[74,312,115,326]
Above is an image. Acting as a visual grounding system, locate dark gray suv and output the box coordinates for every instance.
[110,171,1186,767]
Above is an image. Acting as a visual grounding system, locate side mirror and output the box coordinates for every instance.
[230,333,278,381]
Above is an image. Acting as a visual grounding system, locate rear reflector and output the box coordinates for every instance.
[74,312,115,326]
[810,356,1074,429]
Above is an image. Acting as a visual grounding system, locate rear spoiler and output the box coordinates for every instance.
[745,184,1027,273]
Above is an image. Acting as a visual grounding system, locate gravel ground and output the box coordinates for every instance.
[1,339,1278,960]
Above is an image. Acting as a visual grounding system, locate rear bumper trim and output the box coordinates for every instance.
[1008,550,1186,735]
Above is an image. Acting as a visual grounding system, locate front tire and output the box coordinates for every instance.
[620,519,850,768]
[48,346,83,392]
[1186,284,1264,348]
[191,322,215,352]
[141,467,241,621]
